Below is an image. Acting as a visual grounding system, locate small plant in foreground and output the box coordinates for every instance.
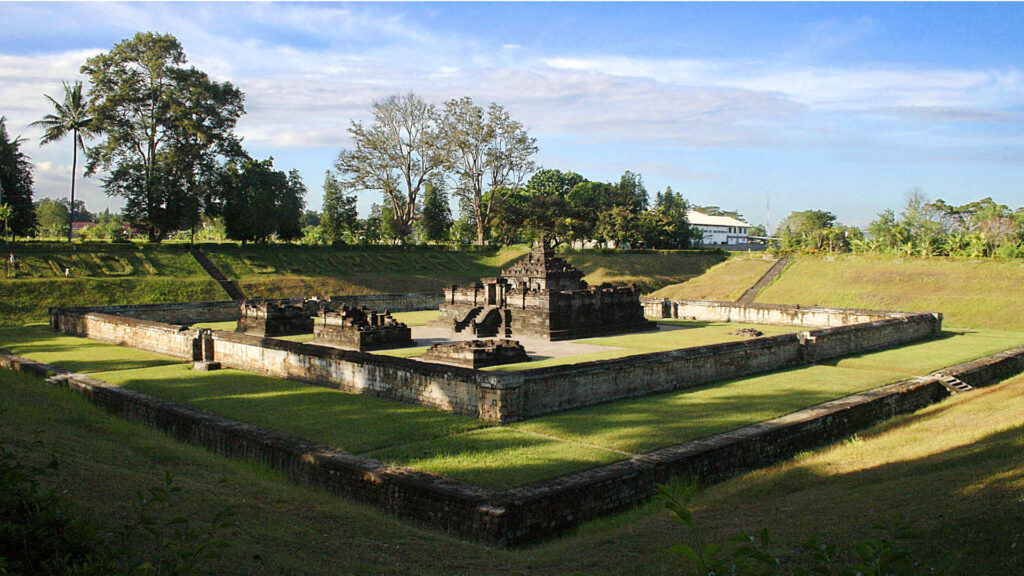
[0,411,234,575]
[656,481,958,576]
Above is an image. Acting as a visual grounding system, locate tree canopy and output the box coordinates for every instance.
[334,93,446,244]
[82,32,244,241]
[441,97,537,244]
[0,117,37,238]
[30,80,94,242]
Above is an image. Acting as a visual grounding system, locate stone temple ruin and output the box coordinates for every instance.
[421,338,530,369]
[237,300,313,337]
[433,245,656,341]
[311,305,413,352]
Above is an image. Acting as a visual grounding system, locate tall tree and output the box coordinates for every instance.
[81,32,244,241]
[335,93,445,244]
[30,81,95,242]
[321,171,358,244]
[0,117,37,239]
[419,180,453,244]
[219,158,305,243]
[442,97,537,244]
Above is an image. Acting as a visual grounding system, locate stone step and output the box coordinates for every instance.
[190,249,246,300]
[737,257,791,304]
[936,373,974,393]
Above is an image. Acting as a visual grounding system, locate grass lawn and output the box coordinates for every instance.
[487,321,803,371]
[0,324,182,373]
[0,277,226,326]
[95,363,487,453]
[649,256,775,301]
[564,251,728,293]
[3,361,1022,574]
[757,254,1024,331]
[8,320,1021,489]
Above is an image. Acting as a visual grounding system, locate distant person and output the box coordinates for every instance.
[7,252,13,265]
[64,267,70,278]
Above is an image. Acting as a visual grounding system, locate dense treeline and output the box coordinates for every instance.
[776,189,1024,258]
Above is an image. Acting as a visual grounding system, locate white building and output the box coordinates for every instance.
[687,209,751,246]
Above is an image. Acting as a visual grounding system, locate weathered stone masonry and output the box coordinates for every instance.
[49,297,942,423]
[5,346,1021,546]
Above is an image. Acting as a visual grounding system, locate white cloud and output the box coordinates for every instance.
[3,3,1023,217]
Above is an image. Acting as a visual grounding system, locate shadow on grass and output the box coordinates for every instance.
[366,427,624,490]
[98,366,487,454]
[516,365,903,454]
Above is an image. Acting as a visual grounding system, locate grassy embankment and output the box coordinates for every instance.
[649,254,775,301]
[0,243,728,324]
[757,254,1024,330]
[3,251,1024,573]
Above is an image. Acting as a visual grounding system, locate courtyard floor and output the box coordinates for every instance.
[2,322,1023,489]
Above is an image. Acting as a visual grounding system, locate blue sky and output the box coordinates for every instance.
[2,2,1023,230]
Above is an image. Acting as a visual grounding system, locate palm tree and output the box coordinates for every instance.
[31,80,94,242]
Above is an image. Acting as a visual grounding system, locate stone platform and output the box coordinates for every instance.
[420,339,531,369]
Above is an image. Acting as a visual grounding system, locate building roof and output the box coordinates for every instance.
[686,209,750,228]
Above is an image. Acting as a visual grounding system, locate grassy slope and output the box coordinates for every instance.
[563,251,728,293]
[649,256,775,301]
[3,363,1022,575]
[758,254,1024,330]
[1,244,726,323]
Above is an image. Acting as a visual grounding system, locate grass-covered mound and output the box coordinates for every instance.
[1,243,729,323]
[649,255,774,301]
[0,278,225,327]
[757,254,1024,330]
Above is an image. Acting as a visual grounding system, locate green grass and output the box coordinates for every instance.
[6,320,1023,488]
[487,321,803,371]
[0,324,182,373]
[650,256,775,301]
[4,362,1023,574]
[0,277,227,326]
[564,250,728,293]
[514,365,901,454]
[391,309,439,326]
[758,254,1024,330]
[94,363,487,453]
[366,427,623,489]
[2,243,206,279]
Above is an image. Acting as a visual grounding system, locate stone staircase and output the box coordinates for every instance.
[190,249,246,300]
[737,257,791,304]
[934,373,974,394]
[454,307,482,333]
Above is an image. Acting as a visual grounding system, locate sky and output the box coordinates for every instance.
[2,2,1023,230]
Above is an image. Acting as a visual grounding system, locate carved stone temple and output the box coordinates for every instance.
[311,305,414,351]
[433,245,656,341]
[237,301,314,337]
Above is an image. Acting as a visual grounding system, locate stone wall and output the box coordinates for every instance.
[642,298,919,328]
[48,292,443,328]
[50,300,245,325]
[328,292,443,312]
[49,310,198,360]
[514,313,941,420]
[207,329,505,418]
[49,299,942,424]
[6,345,1020,546]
